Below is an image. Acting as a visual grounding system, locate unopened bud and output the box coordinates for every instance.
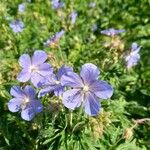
[123,128,133,140]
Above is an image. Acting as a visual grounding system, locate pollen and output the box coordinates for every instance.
[29,65,38,73]
[83,85,89,92]
[24,97,30,103]
[55,80,60,85]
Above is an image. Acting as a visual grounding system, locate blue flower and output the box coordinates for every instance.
[44,30,65,47]
[8,86,43,121]
[61,63,113,116]
[18,3,26,13]
[9,20,24,33]
[101,28,125,36]
[51,0,64,9]
[17,50,53,87]
[38,65,73,97]
[125,42,141,69]
[70,11,77,25]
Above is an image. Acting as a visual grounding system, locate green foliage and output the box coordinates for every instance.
[0,0,150,149]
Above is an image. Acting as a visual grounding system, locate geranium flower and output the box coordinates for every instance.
[101,28,125,36]
[39,65,73,97]
[61,63,113,116]
[8,86,43,121]
[18,3,26,13]
[17,50,53,87]
[125,42,141,69]
[9,20,24,33]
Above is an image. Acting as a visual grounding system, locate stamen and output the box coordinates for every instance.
[83,85,89,92]
[29,65,38,73]
[55,80,60,85]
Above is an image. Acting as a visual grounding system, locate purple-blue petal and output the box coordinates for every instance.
[19,54,31,69]
[62,89,82,110]
[38,63,53,76]
[8,98,22,112]
[31,73,45,87]
[61,72,83,88]
[57,65,73,79]
[21,107,36,121]
[54,86,64,96]
[31,100,43,113]
[24,85,36,99]
[80,63,100,85]
[17,69,31,82]
[31,50,48,66]
[38,86,55,97]
[84,92,100,116]
[90,80,113,99]
[10,86,25,98]
[126,54,140,69]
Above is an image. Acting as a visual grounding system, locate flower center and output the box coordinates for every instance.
[29,65,38,73]
[55,80,60,85]
[23,97,30,104]
[83,85,89,92]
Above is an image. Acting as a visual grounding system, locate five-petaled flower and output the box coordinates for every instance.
[101,28,125,36]
[61,63,113,116]
[17,50,53,87]
[9,20,24,33]
[8,86,43,121]
[39,65,73,97]
[125,42,141,69]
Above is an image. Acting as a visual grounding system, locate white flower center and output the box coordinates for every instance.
[55,80,60,85]
[23,97,30,103]
[83,85,89,92]
[29,65,38,73]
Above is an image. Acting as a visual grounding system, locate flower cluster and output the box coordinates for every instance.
[101,28,141,68]
[8,50,113,121]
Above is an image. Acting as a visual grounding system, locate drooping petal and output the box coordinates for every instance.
[126,54,140,69]
[31,100,43,113]
[31,50,48,66]
[61,72,83,88]
[54,86,64,96]
[40,74,57,86]
[62,89,82,110]
[84,92,100,116]
[131,42,138,51]
[38,63,53,76]
[8,98,22,112]
[19,54,31,69]
[24,85,36,99]
[31,73,44,87]
[10,86,25,98]
[90,80,113,99]
[80,63,100,85]
[21,107,36,121]
[38,86,55,97]
[17,69,31,82]
[57,65,73,79]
